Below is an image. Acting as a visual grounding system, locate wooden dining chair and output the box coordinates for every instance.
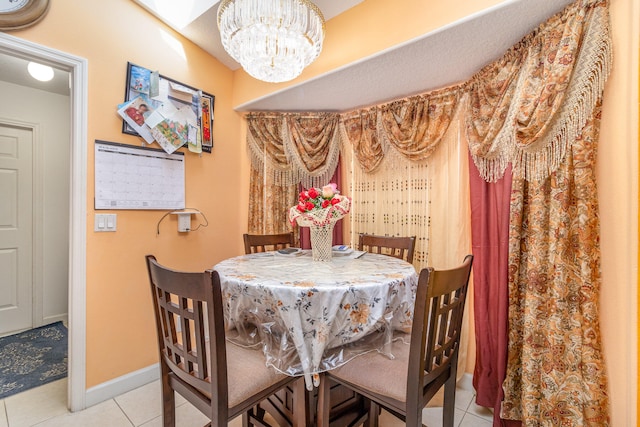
[243,232,295,254]
[357,233,416,264]
[145,255,298,427]
[317,255,473,427]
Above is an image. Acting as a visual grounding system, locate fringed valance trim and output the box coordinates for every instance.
[468,0,611,182]
[510,2,612,182]
[246,0,611,185]
[283,113,342,188]
[338,108,389,173]
[247,112,342,187]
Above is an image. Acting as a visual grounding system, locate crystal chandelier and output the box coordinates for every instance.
[217,0,325,83]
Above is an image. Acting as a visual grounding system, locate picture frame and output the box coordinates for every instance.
[200,92,214,152]
[121,62,215,153]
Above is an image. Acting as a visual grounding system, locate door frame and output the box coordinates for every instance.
[0,32,88,412]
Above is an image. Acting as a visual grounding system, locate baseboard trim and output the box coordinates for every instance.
[85,363,159,408]
[43,314,68,326]
[458,372,474,392]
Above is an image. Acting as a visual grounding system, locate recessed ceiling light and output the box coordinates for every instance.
[27,61,54,82]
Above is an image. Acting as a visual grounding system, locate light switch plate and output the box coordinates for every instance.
[95,214,117,232]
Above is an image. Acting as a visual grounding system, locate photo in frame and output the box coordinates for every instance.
[121,62,215,154]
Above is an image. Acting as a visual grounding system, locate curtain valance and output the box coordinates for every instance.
[339,0,610,182]
[247,112,341,188]
[247,1,610,183]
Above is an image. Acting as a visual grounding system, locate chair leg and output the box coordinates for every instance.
[442,374,457,427]
[243,405,269,427]
[160,366,175,427]
[363,399,379,427]
[316,374,331,427]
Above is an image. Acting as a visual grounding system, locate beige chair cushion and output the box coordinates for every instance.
[330,338,410,404]
[226,342,288,408]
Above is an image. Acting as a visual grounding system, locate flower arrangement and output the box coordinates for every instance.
[289,184,351,227]
[289,184,351,261]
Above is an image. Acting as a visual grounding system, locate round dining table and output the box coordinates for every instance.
[214,250,418,390]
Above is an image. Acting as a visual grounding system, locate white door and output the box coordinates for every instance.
[0,123,33,335]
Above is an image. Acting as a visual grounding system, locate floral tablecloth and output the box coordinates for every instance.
[214,251,418,389]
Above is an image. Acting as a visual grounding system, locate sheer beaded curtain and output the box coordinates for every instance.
[343,108,473,392]
[345,110,471,273]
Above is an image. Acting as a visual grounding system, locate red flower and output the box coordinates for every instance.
[296,203,306,213]
[330,197,340,205]
[299,192,309,202]
[322,199,330,208]
[307,187,319,199]
[305,201,315,211]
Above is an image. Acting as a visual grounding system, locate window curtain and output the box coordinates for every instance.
[246,114,298,236]
[247,112,342,238]
[343,108,473,395]
[244,0,612,424]
[469,159,516,426]
[465,1,611,424]
[501,104,608,426]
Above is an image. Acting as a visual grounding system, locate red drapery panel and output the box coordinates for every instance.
[469,158,519,427]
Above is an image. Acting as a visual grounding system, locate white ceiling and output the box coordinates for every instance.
[0,0,576,111]
[134,0,574,112]
[0,53,70,96]
[133,0,365,70]
[235,0,575,112]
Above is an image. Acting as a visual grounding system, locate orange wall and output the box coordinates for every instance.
[8,0,246,387]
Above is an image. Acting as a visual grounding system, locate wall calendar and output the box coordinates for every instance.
[94,140,185,210]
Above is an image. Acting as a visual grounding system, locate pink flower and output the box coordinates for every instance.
[322,183,338,198]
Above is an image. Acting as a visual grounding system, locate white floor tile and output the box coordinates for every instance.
[421,406,466,427]
[139,401,209,427]
[114,380,162,426]
[466,401,494,422]
[32,399,133,427]
[454,388,475,411]
[4,379,68,427]
[0,400,8,427]
[457,373,475,392]
[458,412,493,427]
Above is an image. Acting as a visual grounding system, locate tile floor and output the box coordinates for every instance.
[0,374,493,426]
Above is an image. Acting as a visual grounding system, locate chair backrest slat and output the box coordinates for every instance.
[146,255,227,400]
[358,233,416,264]
[408,255,473,396]
[243,232,295,254]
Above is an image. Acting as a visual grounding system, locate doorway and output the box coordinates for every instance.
[0,32,88,412]
[0,123,34,335]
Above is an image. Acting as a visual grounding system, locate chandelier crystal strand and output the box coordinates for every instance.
[218,0,325,83]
